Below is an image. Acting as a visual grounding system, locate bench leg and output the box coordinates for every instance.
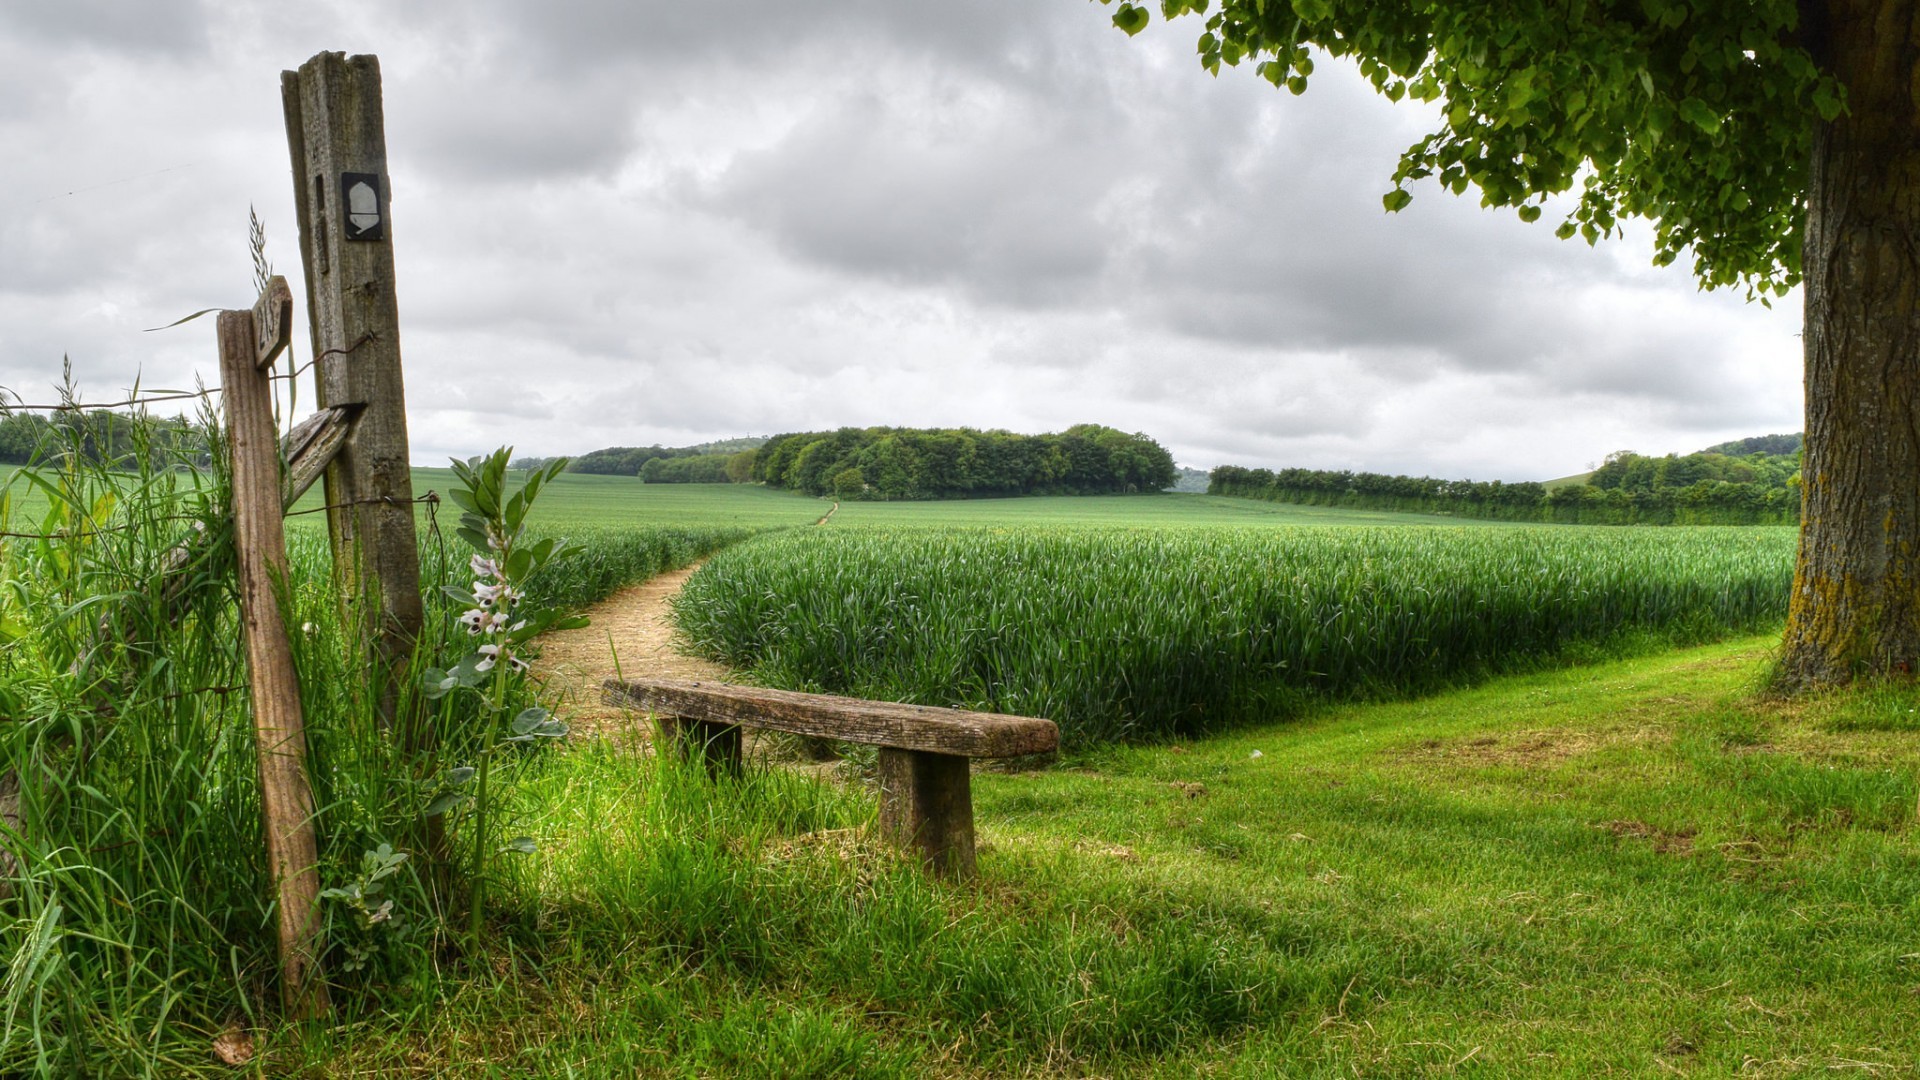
[877,748,975,878]
[656,716,742,777]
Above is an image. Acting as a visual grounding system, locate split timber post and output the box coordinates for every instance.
[217,277,329,1019]
[281,52,426,749]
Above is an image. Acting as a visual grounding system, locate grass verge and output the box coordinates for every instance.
[274,634,1920,1077]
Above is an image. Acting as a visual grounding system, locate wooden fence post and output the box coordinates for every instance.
[218,290,329,1019]
[281,51,426,746]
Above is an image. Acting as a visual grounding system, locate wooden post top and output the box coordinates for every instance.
[602,678,1058,759]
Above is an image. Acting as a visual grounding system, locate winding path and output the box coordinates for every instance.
[531,562,729,739]
[534,503,837,739]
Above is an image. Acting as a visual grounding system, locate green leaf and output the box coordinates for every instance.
[1812,81,1845,121]
[1382,188,1413,213]
[1677,98,1720,134]
[448,766,477,786]
[1112,4,1149,36]
[1517,204,1542,223]
[511,707,551,736]
[448,653,491,687]
[424,791,470,817]
[501,837,538,855]
[1554,221,1578,240]
[506,546,534,582]
[139,308,222,333]
[444,487,480,515]
[421,667,461,699]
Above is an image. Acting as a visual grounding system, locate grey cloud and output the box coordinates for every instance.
[0,0,1804,483]
[0,0,209,58]
[397,59,643,183]
[699,90,1120,303]
[468,0,1051,81]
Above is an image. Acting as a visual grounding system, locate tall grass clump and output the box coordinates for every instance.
[0,403,756,1073]
[450,742,1281,1073]
[674,525,1796,746]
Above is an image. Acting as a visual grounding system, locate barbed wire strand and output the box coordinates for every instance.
[0,331,358,414]
[1,494,439,542]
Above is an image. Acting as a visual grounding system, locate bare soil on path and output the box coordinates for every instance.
[530,562,730,740]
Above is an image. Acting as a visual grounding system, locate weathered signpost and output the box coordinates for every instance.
[281,52,426,749]
[199,50,430,1015]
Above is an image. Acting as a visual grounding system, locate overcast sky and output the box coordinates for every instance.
[1,1,1803,480]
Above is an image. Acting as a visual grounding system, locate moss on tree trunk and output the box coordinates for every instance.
[1780,0,1920,685]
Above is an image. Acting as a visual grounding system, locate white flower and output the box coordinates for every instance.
[462,608,510,636]
[469,554,500,580]
[1249,750,1264,761]
[476,643,501,673]
[473,580,502,606]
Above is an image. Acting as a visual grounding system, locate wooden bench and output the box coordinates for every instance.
[601,678,1058,877]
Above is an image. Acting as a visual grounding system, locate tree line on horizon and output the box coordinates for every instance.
[754,424,1177,500]
[555,424,1179,499]
[1209,437,1802,525]
[0,410,204,469]
[562,436,764,479]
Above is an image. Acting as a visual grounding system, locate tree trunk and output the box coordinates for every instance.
[1779,0,1920,686]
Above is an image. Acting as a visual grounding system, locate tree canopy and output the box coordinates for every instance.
[0,410,202,469]
[1107,0,1844,294]
[1211,437,1801,525]
[752,424,1178,500]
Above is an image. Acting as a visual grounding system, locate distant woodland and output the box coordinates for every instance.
[0,410,203,467]
[753,425,1177,499]
[564,437,764,481]
[1211,435,1803,525]
[557,425,1176,499]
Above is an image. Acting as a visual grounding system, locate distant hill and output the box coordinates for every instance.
[569,437,767,477]
[1208,427,1804,525]
[1700,433,1802,457]
[685,436,767,456]
[1167,467,1210,493]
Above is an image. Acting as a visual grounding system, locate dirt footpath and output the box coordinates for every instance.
[530,562,730,739]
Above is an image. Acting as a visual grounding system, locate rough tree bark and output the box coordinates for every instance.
[1780,0,1920,686]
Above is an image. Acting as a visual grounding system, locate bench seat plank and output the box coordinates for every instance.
[600,678,1058,759]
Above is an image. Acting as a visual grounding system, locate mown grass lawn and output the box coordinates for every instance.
[284,634,1920,1077]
